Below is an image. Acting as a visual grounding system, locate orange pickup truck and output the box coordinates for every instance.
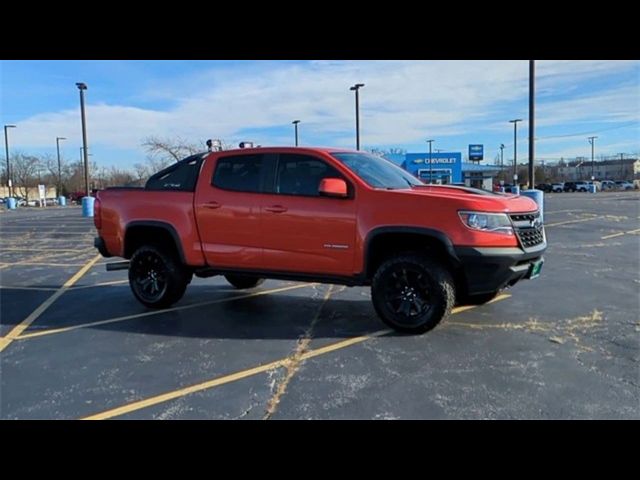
[94,147,546,333]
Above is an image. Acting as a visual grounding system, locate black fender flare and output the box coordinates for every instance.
[363,226,460,278]
[124,220,186,264]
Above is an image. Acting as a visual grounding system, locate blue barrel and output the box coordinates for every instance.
[512,185,520,195]
[499,186,505,193]
[6,197,16,210]
[58,196,66,206]
[588,184,596,194]
[81,196,95,217]
[521,189,545,222]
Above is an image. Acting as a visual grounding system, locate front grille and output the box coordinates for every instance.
[509,212,545,249]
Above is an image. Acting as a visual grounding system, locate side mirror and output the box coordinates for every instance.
[319,178,348,198]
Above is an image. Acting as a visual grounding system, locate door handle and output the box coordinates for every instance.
[204,201,221,209]
[265,205,287,213]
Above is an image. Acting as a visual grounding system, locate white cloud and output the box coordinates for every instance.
[8,60,640,156]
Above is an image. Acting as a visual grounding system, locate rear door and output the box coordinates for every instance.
[260,153,357,275]
[194,153,272,268]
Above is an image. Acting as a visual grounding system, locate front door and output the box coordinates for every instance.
[260,153,356,276]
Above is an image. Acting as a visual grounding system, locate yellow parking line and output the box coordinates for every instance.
[82,357,291,420]
[0,285,59,292]
[601,232,625,240]
[0,254,102,353]
[70,280,129,290]
[81,293,512,420]
[0,261,97,268]
[601,228,640,240]
[17,283,316,340]
[545,209,584,215]
[545,217,601,228]
[0,248,94,253]
[0,280,128,292]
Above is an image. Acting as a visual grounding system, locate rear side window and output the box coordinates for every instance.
[276,154,342,196]
[146,156,203,192]
[212,154,264,193]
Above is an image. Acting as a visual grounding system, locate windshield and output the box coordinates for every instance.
[331,152,422,189]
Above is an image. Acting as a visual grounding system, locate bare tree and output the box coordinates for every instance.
[141,136,201,166]
[11,153,41,201]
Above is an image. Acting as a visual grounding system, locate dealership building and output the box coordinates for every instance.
[384,151,499,190]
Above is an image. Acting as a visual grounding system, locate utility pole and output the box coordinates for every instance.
[76,82,90,197]
[619,153,624,180]
[292,120,300,146]
[427,139,434,184]
[4,124,16,197]
[588,136,597,180]
[56,136,66,197]
[349,83,365,150]
[528,60,535,189]
[500,143,505,181]
[509,119,523,184]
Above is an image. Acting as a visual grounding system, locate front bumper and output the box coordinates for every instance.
[454,242,546,295]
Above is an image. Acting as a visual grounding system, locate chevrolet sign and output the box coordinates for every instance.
[469,144,483,161]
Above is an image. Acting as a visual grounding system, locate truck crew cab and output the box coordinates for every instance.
[94,147,546,334]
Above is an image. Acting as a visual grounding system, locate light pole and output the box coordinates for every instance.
[427,139,435,184]
[76,82,90,197]
[350,83,365,150]
[588,136,597,180]
[56,136,66,197]
[619,153,624,180]
[292,120,300,146]
[4,124,16,197]
[509,119,523,184]
[500,143,505,181]
[528,60,535,189]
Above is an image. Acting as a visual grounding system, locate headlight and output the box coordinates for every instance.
[458,211,514,236]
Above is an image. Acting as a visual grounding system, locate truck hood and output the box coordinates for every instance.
[394,185,538,213]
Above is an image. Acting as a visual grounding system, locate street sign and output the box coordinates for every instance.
[469,144,484,161]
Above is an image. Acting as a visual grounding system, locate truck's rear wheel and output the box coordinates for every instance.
[224,274,265,289]
[371,253,455,334]
[129,245,189,308]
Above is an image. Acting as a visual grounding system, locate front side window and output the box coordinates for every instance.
[212,154,263,193]
[276,154,342,196]
[331,152,422,189]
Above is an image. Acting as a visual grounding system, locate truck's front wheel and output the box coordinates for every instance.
[129,246,189,308]
[371,253,455,334]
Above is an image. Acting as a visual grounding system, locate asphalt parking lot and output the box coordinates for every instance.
[1,191,639,419]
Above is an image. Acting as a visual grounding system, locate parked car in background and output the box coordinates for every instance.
[551,183,564,193]
[563,182,578,192]
[615,181,634,191]
[574,182,589,192]
[600,180,615,190]
[69,191,88,204]
[535,183,553,192]
[34,198,59,207]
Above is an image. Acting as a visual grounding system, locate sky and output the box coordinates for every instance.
[1,60,639,170]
